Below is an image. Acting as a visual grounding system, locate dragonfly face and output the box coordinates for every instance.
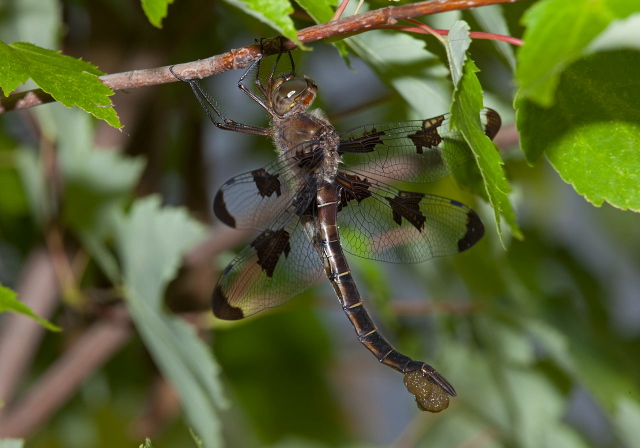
[172,47,501,410]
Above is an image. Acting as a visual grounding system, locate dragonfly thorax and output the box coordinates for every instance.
[274,107,341,182]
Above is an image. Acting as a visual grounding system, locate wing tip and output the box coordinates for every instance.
[212,285,245,320]
[483,108,502,141]
[213,191,236,228]
[457,209,484,252]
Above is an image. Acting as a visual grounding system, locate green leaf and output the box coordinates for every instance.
[222,0,304,48]
[446,22,521,241]
[294,0,336,23]
[189,429,204,448]
[515,0,637,107]
[112,196,226,448]
[0,41,121,128]
[346,30,450,119]
[0,284,60,331]
[141,0,174,28]
[518,50,640,210]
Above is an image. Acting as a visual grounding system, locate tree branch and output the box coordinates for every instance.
[0,0,523,114]
[0,304,132,438]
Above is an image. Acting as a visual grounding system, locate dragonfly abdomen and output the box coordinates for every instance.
[315,181,456,397]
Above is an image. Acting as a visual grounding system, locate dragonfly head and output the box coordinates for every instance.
[270,75,317,117]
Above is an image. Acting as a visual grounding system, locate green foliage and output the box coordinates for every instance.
[518,50,640,210]
[515,0,637,107]
[221,0,304,48]
[0,42,121,128]
[141,0,175,28]
[0,284,60,331]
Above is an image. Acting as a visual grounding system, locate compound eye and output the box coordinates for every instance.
[272,77,309,115]
[276,78,308,102]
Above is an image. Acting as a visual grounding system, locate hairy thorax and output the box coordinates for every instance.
[273,108,341,183]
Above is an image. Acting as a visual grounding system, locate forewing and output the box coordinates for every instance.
[335,171,484,263]
[338,109,500,183]
[212,206,324,320]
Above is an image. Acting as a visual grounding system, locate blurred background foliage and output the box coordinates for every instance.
[1,0,640,447]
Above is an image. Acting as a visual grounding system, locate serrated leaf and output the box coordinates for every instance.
[222,0,303,48]
[0,284,60,331]
[141,0,174,28]
[114,196,208,307]
[518,50,640,211]
[0,41,121,128]
[515,0,637,107]
[446,22,521,241]
[112,196,226,448]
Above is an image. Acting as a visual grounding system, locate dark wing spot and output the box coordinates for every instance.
[250,228,291,278]
[407,115,446,154]
[252,168,282,198]
[483,108,502,141]
[212,284,244,320]
[213,191,236,227]
[336,172,372,211]
[457,208,484,252]
[385,191,426,232]
[338,128,385,154]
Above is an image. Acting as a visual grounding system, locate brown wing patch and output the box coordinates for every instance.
[339,128,385,153]
[385,191,426,232]
[407,115,446,154]
[250,228,291,278]
[252,168,282,198]
[336,173,372,211]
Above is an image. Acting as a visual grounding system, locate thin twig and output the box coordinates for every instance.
[0,250,59,414]
[0,0,524,114]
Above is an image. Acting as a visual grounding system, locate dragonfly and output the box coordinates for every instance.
[171,46,500,410]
